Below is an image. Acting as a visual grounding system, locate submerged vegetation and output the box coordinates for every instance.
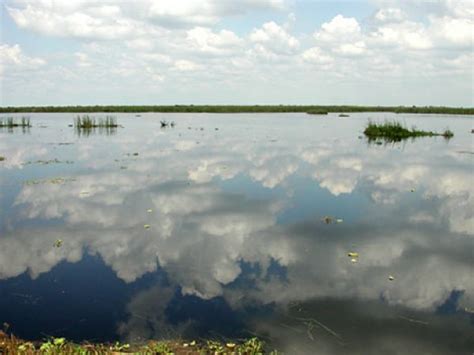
[364,121,454,142]
[0,117,31,128]
[0,333,273,354]
[0,105,472,115]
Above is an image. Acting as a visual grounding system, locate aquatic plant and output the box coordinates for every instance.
[0,116,31,128]
[364,121,454,142]
[74,115,118,128]
[0,332,273,354]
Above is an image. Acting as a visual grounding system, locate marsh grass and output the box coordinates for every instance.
[0,332,273,354]
[74,115,118,128]
[74,115,118,136]
[364,121,454,142]
[0,117,31,128]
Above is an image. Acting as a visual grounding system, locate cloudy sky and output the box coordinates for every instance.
[0,0,473,106]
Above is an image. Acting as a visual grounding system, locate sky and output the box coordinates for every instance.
[0,0,473,107]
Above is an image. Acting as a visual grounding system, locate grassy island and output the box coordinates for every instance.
[364,121,454,141]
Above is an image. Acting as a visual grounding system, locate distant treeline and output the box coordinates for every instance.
[0,105,473,115]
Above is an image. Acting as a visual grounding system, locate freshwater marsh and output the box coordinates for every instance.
[0,112,473,354]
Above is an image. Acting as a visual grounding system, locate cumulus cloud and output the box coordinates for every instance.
[250,21,300,56]
[2,0,473,105]
[0,43,45,76]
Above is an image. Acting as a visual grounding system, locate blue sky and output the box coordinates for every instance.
[0,0,472,106]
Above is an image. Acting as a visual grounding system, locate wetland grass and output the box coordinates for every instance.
[0,117,31,128]
[0,333,271,354]
[74,115,118,129]
[364,121,454,142]
[74,115,118,136]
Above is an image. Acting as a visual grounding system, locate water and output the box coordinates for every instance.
[0,112,473,354]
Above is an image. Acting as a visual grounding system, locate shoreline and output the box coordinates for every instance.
[0,105,473,115]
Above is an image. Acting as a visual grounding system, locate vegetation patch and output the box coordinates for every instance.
[364,121,454,142]
[0,117,31,128]
[307,109,328,115]
[0,105,472,115]
[74,115,118,129]
[0,332,276,354]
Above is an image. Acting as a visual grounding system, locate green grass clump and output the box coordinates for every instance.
[74,115,118,129]
[364,121,454,142]
[0,117,31,128]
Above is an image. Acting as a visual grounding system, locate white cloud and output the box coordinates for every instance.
[173,59,199,71]
[2,0,473,105]
[374,8,406,22]
[186,27,243,55]
[250,21,299,55]
[0,43,45,76]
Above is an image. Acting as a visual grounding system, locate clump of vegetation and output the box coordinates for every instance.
[74,115,118,136]
[307,109,328,115]
[0,156,5,161]
[0,117,31,128]
[364,121,454,142]
[74,115,118,129]
[0,333,274,354]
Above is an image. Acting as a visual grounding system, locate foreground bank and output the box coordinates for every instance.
[0,333,271,354]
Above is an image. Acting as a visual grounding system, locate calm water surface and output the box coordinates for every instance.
[0,113,473,354]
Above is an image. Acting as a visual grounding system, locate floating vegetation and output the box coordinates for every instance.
[24,177,76,186]
[0,117,31,128]
[339,113,350,117]
[23,159,74,166]
[364,121,454,142]
[54,239,63,248]
[348,252,359,263]
[0,333,271,354]
[321,216,344,224]
[0,156,5,161]
[307,109,328,115]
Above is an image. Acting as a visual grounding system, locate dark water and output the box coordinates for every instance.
[0,113,473,354]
